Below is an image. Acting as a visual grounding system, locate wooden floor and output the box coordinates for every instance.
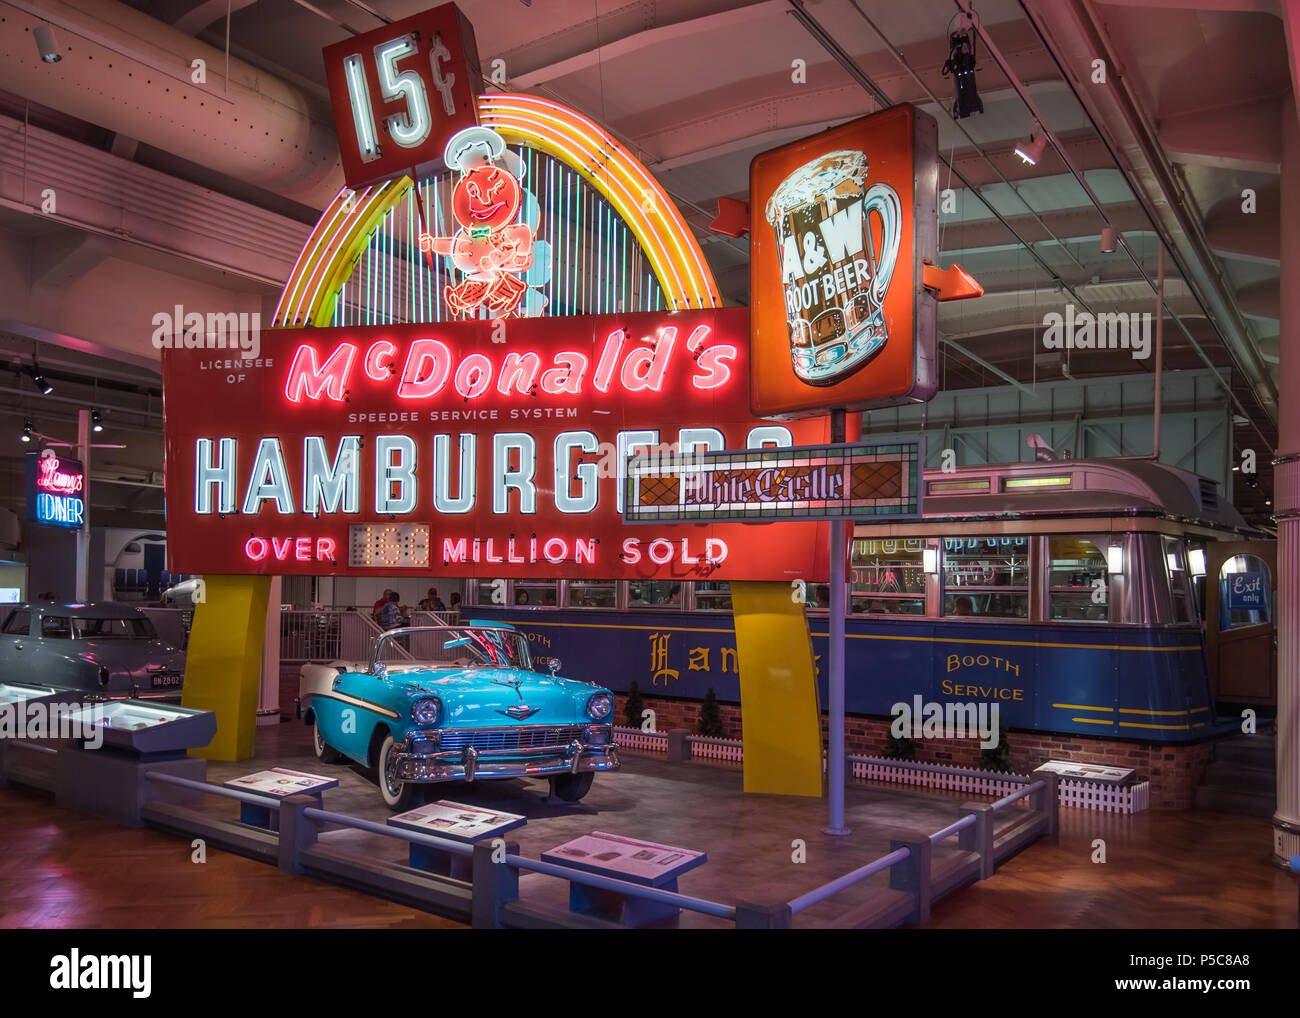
[2,733,1295,928]
[0,785,465,929]
[930,805,1298,928]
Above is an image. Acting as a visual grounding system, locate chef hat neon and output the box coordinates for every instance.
[443,126,506,173]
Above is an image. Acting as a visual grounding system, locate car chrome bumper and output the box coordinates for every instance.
[392,739,621,783]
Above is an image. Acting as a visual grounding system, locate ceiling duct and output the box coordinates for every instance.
[0,0,343,208]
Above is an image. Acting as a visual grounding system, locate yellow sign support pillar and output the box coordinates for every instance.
[730,580,823,797]
[182,575,271,761]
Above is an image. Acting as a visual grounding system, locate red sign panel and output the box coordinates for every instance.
[749,105,939,420]
[322,3,483,189]
[160,309,834,582]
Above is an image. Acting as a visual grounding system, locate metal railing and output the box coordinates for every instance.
[990,780,1045,811]
[280,609,461,662]
[136,769,735,928]
[789,847,910,914]
[504,853,737,921]
[301,805,473,859]
[783,773,1057,925]
[929,813,977,844]
[145,770,278,807]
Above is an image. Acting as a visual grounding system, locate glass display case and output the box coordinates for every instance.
[0,681,65,707]
[60,699,216,758]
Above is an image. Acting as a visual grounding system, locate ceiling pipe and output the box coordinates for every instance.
[784,0,1101,320]
[0,0,343,208]
[1006,0,1277,445]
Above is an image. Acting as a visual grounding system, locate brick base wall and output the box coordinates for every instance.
[618,693,1218,811]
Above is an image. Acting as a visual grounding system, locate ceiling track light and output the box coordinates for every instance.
[1100,226,1119,253]
[21,419,33,443]
[28,364,53,395]
[91,409,104,433]
[1014,125,1047,166]
[941,17,983,120]
[34,24,62,64]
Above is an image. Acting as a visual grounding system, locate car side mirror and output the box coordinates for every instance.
[548,657,561,676]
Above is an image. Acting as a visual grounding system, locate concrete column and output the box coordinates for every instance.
[1274,101,1300,868]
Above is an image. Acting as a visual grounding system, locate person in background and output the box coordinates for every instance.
[419,587,447,612]
[372,588,393,624]
[448,592,462,614]
[515,589,530,605]
[379,591,404,630]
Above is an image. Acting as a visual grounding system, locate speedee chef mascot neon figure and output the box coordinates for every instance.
[420,126,545,318]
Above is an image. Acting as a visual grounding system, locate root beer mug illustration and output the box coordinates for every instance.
[764,150,902,386]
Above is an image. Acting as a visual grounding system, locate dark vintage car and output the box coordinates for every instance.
[0,602,186,701]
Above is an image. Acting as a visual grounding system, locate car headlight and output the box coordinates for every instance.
[412,697,441,725]
[585,693,613,720]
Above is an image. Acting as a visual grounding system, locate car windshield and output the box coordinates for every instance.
[65,616,158,640]
[375,626,533,671]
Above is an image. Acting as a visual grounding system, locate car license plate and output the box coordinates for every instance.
[151,673,182,689]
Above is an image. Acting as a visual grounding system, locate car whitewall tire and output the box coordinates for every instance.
[378,732,419,811]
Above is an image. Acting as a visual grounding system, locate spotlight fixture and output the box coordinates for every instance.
[1100,227,1119,253]
[21,419,33,443]
[1014,127,1046,166]
[941,17,983,120]
[27,364,53,395]
[34,25,62,64]
[91,410,104,432]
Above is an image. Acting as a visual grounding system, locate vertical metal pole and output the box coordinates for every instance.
[825,408,850,836]
[1153,244,1164,459]
[75,409,89,602]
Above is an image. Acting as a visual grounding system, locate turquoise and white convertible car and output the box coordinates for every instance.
[298,623,620,809]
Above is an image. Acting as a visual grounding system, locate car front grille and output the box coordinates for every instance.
[436,725,587,753]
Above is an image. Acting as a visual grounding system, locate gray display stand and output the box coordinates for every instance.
[225,768,338,831]
[48,698,218,826]
[56,749,207,827]
[541,831,707,927]
[388,801,526,880]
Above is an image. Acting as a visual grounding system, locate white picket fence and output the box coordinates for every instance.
[1059,778,1151,814]
[613,727,668,753]
[849,756,1026,799]
[611,726,1150,813]
[689,734,745,763]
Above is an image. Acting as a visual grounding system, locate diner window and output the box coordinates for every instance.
[474,579,507,607]
[1218,555,1271,630]
[695,581,732,612]
[942,537,1029,619]
[564,579,617,609]
[1047,536,1110,622]
[1163,537,1196,623]
[849,538,926,615]
[513,579,558,607]
[628,580,683,609]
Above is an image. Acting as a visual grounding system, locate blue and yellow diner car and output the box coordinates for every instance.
[470,457,1271,744]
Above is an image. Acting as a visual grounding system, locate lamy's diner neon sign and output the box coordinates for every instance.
[28,452,86,529]
[161,309,834,581]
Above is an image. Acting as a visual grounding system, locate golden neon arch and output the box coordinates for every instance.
[273,93,720,328]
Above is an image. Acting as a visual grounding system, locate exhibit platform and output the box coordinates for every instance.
[2,720,1287,930]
